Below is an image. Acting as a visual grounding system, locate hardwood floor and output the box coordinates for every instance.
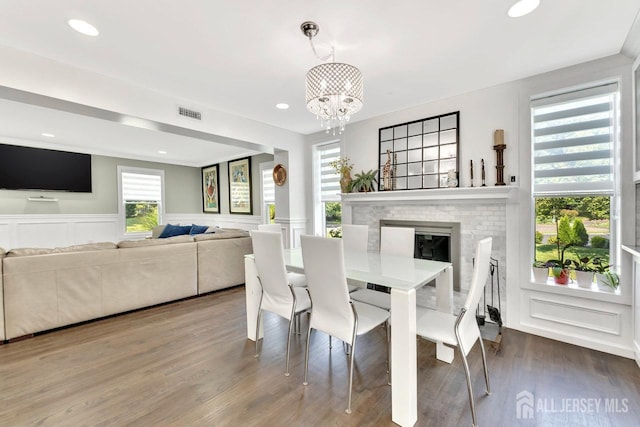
[1,286,639,426]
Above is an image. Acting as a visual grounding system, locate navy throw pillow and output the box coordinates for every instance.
[158,224,192,238]
[189,224,209,235]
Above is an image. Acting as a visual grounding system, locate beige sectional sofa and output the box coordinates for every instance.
[0,229,252,341]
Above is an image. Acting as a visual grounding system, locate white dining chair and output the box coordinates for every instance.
[341,224,369,292]
[258,223,282,233]
[342,224,369,252]
[252,226,305,288]
[350,226,415,310]
[251,230,311,376]
[300,235,390,414]
[416,237,492,427]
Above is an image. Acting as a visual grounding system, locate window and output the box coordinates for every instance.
[316,142,342,236]
[118,166,164,234]
[532,82,618,274]
[261,164,275,224]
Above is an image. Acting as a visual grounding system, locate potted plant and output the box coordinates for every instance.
[592,257,619,292]
[547,243,572,285]
[351,169,378,193]
[571,253,595,288]
[532,260,549,283]
[329,157,354,193]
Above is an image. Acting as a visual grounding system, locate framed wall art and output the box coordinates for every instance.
[202,164,220,213]
[228,157,252,214]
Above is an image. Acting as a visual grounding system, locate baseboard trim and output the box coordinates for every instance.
[634,340,640,368]
[514,322,635,359]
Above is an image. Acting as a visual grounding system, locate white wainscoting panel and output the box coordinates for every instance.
[529,296,621,336]
[0,222,10,250]
[0,214,119,250]
[73,220,119,245]
[16,222,70,248]
[519,288,634,358]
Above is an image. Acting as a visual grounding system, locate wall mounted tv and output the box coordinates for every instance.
[0,143,92,192]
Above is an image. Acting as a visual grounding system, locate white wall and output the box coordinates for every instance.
[315,54,636,357]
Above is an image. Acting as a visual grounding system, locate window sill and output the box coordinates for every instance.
[522,279,631,306]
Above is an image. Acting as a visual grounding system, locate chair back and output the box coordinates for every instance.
[457,237,493,355]
[300,235,355,344]
[342,224,369,252]
[252,231,292,318]
[380,226,415,257]
[258,223,282,233]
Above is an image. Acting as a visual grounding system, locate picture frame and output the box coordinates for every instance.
[228,157,252,214]
[201,164,220,213]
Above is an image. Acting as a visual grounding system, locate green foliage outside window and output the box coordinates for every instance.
[125,201,158,232]
[535,196,610,266]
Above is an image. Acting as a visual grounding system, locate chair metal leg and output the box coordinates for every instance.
[303,326,312,386]
[385,320,391,385]
[285,312,295,377]
[478,336,491,395]
[254,291,264,358]
[459,347,478,427]
[346,304,359,415]
[329,335,332,349]
[346,337,356,414]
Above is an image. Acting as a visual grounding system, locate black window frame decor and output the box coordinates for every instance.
[378,111,460,191]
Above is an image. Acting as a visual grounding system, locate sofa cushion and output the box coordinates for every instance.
[7,247,57,257]
[55,242,118,253]
[189,224,210,235]
[151,224,167,239]
[158,224,192,238]
[117,234,194,248]
[193,229,250,241]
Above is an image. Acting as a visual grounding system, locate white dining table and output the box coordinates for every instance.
[244,249,453,427]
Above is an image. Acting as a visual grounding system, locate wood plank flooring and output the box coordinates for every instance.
[1,286,639,426]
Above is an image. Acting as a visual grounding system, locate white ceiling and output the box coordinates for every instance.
[0,0,638,165]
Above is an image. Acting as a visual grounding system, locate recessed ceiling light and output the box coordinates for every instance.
[508,0,540,18]
[68,19,99,36]
[41,133,56,138]
[158,150,167,154]
[276,103,290,110]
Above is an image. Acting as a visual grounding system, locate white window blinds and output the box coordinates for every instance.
[122,172,162,201]
[262,168,275,204]
[532,83,617,196]
[319,142,341,202]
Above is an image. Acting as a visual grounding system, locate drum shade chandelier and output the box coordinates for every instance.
[301,21,363,134]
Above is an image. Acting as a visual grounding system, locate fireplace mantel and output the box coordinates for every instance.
[340,186,518,204]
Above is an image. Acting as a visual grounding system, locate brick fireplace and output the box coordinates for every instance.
[341,187,515,317]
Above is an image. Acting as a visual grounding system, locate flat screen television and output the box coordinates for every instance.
[0,143,92,192]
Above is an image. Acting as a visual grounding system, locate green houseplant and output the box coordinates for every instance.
[592,257,619,292]
[351,169,378,193]
[547,245,572,285]
[571,254,595,288]
[532,260,549,283]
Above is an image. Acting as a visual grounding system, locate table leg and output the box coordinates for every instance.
[390,288,417,427]
[244,256,263,341]
[436,265,454,363]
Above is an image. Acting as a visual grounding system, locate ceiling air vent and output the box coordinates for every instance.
[177,106,202,120]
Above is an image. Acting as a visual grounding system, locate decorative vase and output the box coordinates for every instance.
[552,267,569,285]
[340,173,352,193]
[575,270,594,288]
[532,267,549,283]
